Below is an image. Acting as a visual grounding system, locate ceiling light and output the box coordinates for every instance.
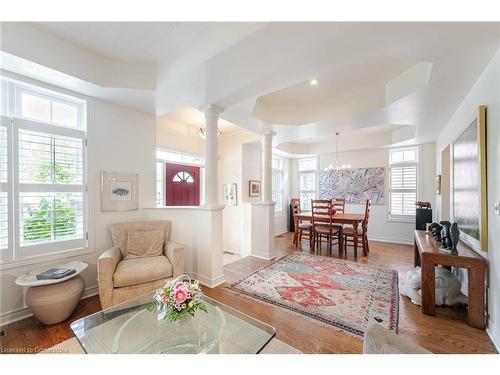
[309,79,318,86]
[324,132,352,172]
[199,127,222,139]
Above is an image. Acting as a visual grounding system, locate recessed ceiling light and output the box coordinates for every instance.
[309,79,318,86]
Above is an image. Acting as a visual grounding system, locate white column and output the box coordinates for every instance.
[261,131,275,203]
[203,104,224,207]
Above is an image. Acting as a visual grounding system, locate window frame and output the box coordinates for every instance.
[0,78,88,267]
[272,155,284,214]
[155,148,205,207]
[298,157,318,211]
[388,147,419,222]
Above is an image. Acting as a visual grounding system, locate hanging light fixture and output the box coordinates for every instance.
[199,127,222,139]
[324,132,351,171]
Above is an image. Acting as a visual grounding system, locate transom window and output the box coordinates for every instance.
[1,78,87,264]
[172,172,194,183]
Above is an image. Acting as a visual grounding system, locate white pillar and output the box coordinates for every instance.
[203,104,224,207]
[261,131,275,203]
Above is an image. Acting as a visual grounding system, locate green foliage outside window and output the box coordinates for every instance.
[23,161,78,242]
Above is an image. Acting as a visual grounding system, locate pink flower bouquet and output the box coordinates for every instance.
[147,275,207,322]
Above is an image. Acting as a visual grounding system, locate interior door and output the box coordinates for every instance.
[165,163,200,206]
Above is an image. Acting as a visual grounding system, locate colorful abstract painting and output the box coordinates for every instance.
[319,167,385,204]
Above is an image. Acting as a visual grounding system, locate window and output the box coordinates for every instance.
[1,79,87,264]
[389,147,418,219]
[172,172,194,183]
[272,156,284,213]
[155,148,204,206]
[298,157,317,211]
[156,149,204,166]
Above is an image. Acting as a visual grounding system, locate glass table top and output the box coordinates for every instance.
[70,292,275,354]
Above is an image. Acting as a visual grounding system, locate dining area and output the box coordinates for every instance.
[291,198,371,258]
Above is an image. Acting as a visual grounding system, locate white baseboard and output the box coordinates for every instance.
[0,306,33,327]
[274,231,289,237]
[368,236,413,245]
[250,252,276,261]
[487,327,500,353]
[191,272,225,288]
[0,284,99,327]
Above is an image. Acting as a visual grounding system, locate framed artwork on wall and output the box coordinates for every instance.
[223,183,238,206]
[101,171,139,211]
[248,180,261,197]
[452,105,488,252]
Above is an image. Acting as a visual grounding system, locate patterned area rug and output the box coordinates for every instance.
[229,252,399,337]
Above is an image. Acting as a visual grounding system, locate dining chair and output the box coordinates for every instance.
[332,198,346,213]
[291,198,313,248]
[311,199,343,255]
[342,199,371,258]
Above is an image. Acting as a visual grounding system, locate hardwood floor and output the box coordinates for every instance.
[0,233,496,354]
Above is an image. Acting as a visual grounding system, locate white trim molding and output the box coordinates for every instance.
[190,272,225,289]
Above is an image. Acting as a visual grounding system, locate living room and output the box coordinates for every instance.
[1,1,500,373]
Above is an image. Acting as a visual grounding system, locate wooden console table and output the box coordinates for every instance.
[413,230,486,329]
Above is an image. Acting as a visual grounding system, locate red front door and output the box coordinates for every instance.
[165,163,200,206]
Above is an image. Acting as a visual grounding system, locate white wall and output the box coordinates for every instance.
[219,136,290,255]
[219,134,248,254]
[275,157,291,235]
[290,144,436,244]
[156,122,205,156]
[0,83,157,324]
[435,48,500,350]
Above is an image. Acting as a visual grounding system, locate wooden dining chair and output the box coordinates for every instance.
[332,198,345,213]
[291,198,313,248]
[342,199,371,258]
[311,199,343,255]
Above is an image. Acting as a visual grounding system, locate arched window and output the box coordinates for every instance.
[172,171,194,183]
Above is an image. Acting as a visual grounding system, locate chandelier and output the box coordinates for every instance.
[199,127,222,139]
[324,132,351,171]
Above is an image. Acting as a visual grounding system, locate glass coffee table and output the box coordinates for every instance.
[70,292,275,354]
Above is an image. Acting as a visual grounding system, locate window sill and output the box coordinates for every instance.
[386,216,416,224]
[0,247,95,271]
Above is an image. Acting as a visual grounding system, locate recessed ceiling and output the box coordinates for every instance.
[254,59,417,125]
[4,22,500,151]
[157,106,242,136]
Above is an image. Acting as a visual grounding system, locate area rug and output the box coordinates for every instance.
[229,252,399,337]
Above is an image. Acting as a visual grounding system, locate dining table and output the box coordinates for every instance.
[293,212,366,256]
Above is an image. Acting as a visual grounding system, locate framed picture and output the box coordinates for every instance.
[435,175,442,195]
[452,105,488,252]
[223,183,238,206]
[249,180,261,197]
[101,171,139,211]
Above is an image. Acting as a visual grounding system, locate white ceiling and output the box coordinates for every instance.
[2,22,500,151]
[158,106,242,135]
[259,59,415,107]
[35,22,181,62]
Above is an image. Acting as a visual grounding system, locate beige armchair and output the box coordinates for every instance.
[98,220,184,309]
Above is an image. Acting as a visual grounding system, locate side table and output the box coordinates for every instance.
[15,261,88,325]
[414,230,486,329]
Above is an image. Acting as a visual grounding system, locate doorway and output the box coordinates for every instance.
[165,162,200,206]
